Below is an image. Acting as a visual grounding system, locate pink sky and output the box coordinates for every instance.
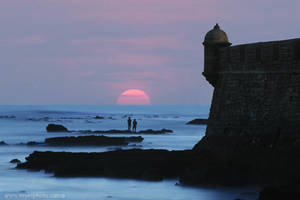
[0,0,299,104]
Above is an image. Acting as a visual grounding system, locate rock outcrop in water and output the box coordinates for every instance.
[10,159,21,164]
[46,124,68,132]
[16,145,299,187]
[17,150,199,181]
[94,115,105,119]
[0,115,16,119]
[26,135,143,146]
[77,129,172,134]
[0,141,8,145]
[45,124,172,135]
[186,119,208,125]
[16,133,300,189]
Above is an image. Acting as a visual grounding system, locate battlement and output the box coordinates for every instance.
[218,38,300,73]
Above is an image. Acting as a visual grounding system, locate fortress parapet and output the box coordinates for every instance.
[203,24,300,85]
[219,39,300,73]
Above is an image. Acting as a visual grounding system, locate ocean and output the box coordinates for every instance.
[0,105,258,200]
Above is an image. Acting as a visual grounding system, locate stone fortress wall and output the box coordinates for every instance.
[218,39,300,72]
[202,24,300,141]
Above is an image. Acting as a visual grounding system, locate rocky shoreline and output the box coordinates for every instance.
[26,135,143,146]
[0,141,8,145]
[16,134,300,199]
[17,150,198,181]
[78,128,173,135]
[186,118,208,125]
[15,124,300,199]
[46,123,173,135]
[17,141,300,186]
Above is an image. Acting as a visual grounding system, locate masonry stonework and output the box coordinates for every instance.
[194,24,300,151]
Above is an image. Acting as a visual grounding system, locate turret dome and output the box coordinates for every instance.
[203,24,230,45]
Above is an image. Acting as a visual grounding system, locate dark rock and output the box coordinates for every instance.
[27,141,42,146]
[16,132,300,187]
[10,159,21,164]
[16,142,300,186]
[0,141,8,145]
[80,129,173,135]
[0,115,16,119]
[259,184,300,200]
[20,122,300,188]
[186,118,208,125]
[93,129,130,134]
[46,124,68,132]
[17,150,199,180]
[27,135,143,146]
[95,116,105,119]
[138,129,173,134]
[188,134,300,186]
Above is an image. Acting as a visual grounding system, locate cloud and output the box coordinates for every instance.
[106,53,165,67]
[70,35,184,50]
[0,35,46,46]
[61,0,220,25]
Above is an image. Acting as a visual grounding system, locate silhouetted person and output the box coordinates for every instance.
[133,119,137,133]
[127,117,132,131]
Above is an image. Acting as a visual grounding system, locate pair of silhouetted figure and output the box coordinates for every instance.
[127,117,137,132]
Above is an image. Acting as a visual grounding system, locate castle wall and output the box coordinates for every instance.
[206,38,300,137]
[218,38,300,72]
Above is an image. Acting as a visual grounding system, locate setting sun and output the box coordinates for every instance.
[117,89,151,105]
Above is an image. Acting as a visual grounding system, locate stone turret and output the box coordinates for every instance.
[203,24,231,86]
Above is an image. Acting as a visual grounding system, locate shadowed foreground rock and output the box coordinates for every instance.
[258,184,300,200]
[27,135,143,146]
[186,119,208,125]
[17,150,199,181]
[17,142,300,188]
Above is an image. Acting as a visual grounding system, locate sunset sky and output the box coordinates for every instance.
[0,0,299,105]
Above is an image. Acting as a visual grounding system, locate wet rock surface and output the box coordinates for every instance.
[0,115,16,119]
[26,135,143,146]
[186,119,208,125]
[0,141,8,145]
[94,115,105,119]
[10,159,21,164]
[16,134,300,188]
[17,150,199,181]
[20,124,300,196]
[46,124,69,132]
[45,124,172,135]
[258,184,300,200]
[79,129,173,135]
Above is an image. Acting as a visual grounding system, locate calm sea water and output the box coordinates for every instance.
[0,105,258,200]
